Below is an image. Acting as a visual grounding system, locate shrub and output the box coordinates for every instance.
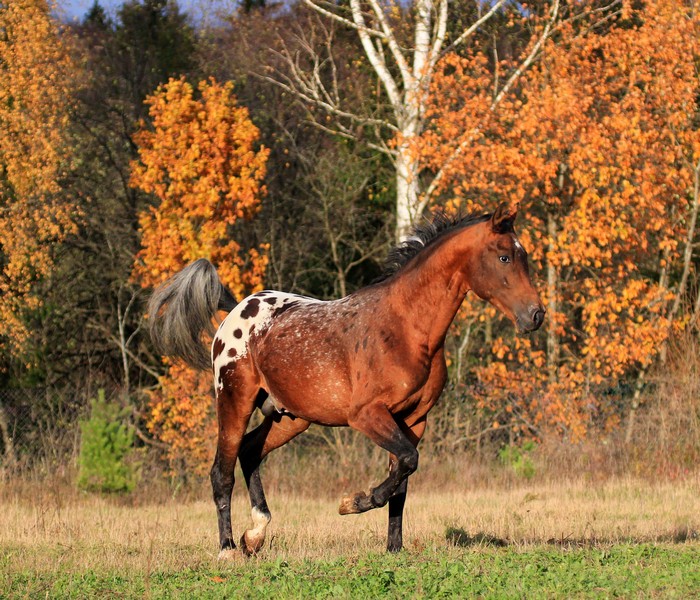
[498,440,537,479]
[77,390,138,493]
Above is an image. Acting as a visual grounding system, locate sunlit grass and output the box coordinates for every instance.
[2,473,698,574]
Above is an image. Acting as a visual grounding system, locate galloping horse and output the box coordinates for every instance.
[148,203,544,558]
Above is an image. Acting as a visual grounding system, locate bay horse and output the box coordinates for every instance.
[148,203,544,558]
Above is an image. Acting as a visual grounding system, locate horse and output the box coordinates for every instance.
[147,202,545,558]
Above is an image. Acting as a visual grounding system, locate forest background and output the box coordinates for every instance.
[1,0,699,493]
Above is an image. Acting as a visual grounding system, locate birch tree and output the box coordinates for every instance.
[265,0,568,239]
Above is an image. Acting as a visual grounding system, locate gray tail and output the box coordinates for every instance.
[147,259,237,371]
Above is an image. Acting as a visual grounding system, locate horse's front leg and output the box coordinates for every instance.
[386,353,446,551]
[339,402,419,516]
[385,418,427,552]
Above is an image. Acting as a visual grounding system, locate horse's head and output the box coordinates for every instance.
[469,203,545,333]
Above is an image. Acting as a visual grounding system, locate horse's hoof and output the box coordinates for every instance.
[339,495,358,515]
[240,530,265,556]
[339,491,369,515]
[217,548,242,562]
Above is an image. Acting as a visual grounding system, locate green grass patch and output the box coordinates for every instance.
[3,543,699,599]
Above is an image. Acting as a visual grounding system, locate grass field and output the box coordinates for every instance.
[2,472,699,598]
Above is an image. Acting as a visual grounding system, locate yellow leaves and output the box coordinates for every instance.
[0,0,80,350]
[146,361,216,477]
[423,0,700,441]
[131,77,269,295]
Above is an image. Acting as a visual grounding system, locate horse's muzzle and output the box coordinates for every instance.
[517,306,545,333]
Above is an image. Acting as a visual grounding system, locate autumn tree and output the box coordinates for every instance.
[261,0,581,239]
[59,0,200,397]
[131,77,269,474]
[0,0,82,465]
[0,0,79,352]
[202,6,394,298]
[418,0,700,441]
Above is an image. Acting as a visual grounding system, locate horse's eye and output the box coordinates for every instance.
[499,255,510,264]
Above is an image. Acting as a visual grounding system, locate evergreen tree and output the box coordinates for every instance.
[78,390,138,493]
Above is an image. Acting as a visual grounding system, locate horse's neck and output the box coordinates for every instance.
[387,229,475,349]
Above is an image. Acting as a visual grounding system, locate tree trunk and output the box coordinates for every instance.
[395,141,421,241]
[0,402,16,470]
[546,212,559,385]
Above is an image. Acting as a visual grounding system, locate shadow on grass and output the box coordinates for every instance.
[445,527,508,548]
[545,524,699,548]
[445,525,699,549]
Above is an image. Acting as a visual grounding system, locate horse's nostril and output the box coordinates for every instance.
[532,309,545,329]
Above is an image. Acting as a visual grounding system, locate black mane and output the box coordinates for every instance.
[375,210,492,283]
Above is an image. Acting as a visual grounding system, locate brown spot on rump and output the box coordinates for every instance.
[234,329,243,339]
[227,348,237,358]
[212,338,226,362]
[218,360,238,387]
[273,301,299,318]
[241,298,260,319]
[264,298,277,305]
[250,324,256,334]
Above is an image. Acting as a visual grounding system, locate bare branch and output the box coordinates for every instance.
[300,0,386,39]
[492,0,560,107]
[348,0,403,110]
[443,0,508,54]
[258,69,397,135]
[366,0,413,90]
[429,0,449,72]
[303,118,397,157]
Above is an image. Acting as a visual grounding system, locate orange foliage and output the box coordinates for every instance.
[131,77,270,296]
[146,360,217,477]
[0,0,79,350]
[418,0,699,440]
[131,77,269,474]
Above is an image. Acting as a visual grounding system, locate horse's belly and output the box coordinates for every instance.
[265,380,351,426]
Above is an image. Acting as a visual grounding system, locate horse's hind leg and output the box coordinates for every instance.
[238,414,310,555]
[210,369,258,559]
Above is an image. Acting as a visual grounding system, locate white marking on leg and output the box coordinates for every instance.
[250,506,271,535]
[243,506,271,554]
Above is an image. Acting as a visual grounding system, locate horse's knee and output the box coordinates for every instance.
[400,447,418,476]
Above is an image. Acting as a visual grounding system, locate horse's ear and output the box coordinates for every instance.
[491,202,518,233]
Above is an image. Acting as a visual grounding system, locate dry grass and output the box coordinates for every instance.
[2,471,698,574]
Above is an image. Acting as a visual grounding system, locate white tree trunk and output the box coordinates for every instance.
[546,213,559,385]
[396,148,420,240]
[293,0,562,237]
